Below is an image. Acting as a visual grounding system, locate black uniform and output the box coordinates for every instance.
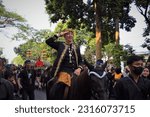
[46,35,83,78]
[18,69,36,100]
[114,75,150,100]
[0,77,14,100]
[46,35,83,99]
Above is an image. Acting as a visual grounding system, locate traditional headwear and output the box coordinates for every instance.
[63,28,74,36]
[95,59,103,68]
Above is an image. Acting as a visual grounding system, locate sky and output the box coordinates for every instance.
[0,0,148,63]
[0,0,55,63]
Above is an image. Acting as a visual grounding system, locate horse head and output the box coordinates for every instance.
[88,60,109,100]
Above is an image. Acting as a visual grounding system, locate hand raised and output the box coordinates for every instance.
[57,31,69,37]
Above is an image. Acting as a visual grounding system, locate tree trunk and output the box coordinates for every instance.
[115,17,120,46]
[95,0,102,60]
[115,17,121,67]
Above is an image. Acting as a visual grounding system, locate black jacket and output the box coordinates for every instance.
[46,35,83,78]
[114,75,150,100]
[0,78,14,100]
[18,69,36,89]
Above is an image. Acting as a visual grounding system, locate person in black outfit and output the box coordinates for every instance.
[46,29,84,99]
[113,55,150,100]
[18,60,36,100]
[106,66,116,99]
[0,58,14,100]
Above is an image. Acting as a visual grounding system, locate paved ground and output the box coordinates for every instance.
[34,88,47,100]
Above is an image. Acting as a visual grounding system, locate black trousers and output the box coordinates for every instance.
[48,82,69,100]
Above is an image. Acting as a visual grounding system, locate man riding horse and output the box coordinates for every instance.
[46,29,85,100]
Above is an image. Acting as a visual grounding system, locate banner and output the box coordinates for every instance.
[0,100,148,117]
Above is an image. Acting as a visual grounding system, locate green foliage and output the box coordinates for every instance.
[74,27,95,46]
[134,0,150,41]
[12,55,24,65]
[45,0,94,31]
[13,27,57,64]
[12,25,51,41]
[13,21,96,65]
[53,21,95,46]
[84,34,96,63]
[45,0,137,31]
[104,43,125,67]
[45,0,137,47]
[121,44,135,65]
[113,45,125,67]
[0,1,26,28]
[142,38,150,51]
[17,40,54,64]
[104,43,114,60]
[112,0,136,31]
[84,46,96,64]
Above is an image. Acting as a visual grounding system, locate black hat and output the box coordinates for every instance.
[96,59,103,66]
[24,60,31,64]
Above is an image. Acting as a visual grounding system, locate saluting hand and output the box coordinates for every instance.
[57,31,69,37]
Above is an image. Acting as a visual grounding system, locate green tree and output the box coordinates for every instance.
[104,43,114,60]
[0,1,26,28]
[14,39,49,60]
[45,0,137,60]
[106,0,136,45]
[12,55,24,65]
[12,25,51,41]
[121,44,135,65]
[134,0,150,37]
[104,43,125,67]
[142,38,150,51]
[13,26,57,64]
[84,46,96,64]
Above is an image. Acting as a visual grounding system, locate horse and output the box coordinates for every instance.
[46,61,109,100]
[69,67,91,100]
[88,67,109,99]
[46,67,90,100]
[84,59,109,100]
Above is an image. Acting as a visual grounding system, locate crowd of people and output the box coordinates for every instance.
[0,57,51,100]
[0,29,150,100]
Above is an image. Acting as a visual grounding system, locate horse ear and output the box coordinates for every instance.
[102,61,107,70]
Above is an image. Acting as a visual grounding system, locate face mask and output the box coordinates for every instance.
[132,66,143,75]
